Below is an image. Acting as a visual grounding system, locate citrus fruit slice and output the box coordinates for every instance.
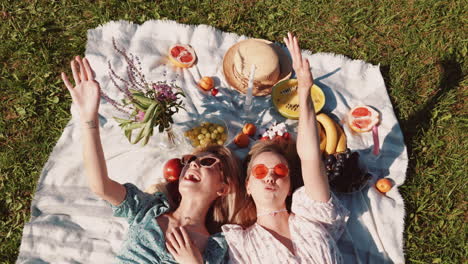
[347,105,380,133]
[168,44,197,68]
[272,79,325,119]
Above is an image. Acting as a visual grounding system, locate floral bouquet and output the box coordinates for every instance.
[100,39,185,146]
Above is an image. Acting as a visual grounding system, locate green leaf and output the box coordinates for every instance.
[142,123,152,146]
[113,117,131,124]
[133,94,155,108]
[125,122,145,130]
[132,101,147,111]
[124,127,132,142]
[131,129,141,144]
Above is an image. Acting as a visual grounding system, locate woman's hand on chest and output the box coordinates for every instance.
[157,214,209,254]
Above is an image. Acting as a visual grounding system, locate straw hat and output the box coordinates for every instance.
[223,38,292,96]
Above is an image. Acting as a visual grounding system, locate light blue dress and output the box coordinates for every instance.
[110,183,229,264]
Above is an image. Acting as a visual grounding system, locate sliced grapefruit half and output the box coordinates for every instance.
[168,44,197,68]
[347,105,380,133]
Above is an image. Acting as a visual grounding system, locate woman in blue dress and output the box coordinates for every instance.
[61,56,243,264]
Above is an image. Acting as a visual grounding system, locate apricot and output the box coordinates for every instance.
[198,76,214,91]
[242,123,257,137]
[234,133,250,148]
[375,178,392,193]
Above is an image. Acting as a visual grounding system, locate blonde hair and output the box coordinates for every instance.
[146,145,244,234]
[237,138,303,227]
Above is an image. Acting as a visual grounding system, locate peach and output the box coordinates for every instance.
[234,133,249,148]
[242,123,256,137]
[375,178,392,193]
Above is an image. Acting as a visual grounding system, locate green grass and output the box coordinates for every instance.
[0,0,466,263]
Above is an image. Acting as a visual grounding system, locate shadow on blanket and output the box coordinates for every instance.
[336,124,405,264]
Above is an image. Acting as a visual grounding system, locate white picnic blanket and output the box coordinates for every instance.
[17,20,408,264]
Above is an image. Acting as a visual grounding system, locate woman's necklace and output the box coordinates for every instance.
[257,208,288,217]
[172,211,203,226]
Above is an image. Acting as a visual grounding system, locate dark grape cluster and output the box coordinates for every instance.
[324,148,372,193]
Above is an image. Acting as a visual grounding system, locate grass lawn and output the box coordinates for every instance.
[0,0,466,263]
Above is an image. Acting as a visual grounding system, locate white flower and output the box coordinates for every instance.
[267,131,276,139]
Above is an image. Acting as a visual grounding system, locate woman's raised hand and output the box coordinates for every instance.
[61,56,100,121]
[283,32,314,95]
[166,227,203,264]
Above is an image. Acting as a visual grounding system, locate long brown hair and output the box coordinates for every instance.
[237,138,304,227]
[146,145,244,234]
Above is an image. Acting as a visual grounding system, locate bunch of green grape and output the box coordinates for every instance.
[185,122,227,147]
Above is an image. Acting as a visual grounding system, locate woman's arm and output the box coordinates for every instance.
[284,33,330,202]
[62,56,126,205]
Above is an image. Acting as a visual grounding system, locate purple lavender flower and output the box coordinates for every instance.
[153,83,178,102]
[99,89,131,115]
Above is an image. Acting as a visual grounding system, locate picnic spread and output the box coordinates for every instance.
[17,20,408,264]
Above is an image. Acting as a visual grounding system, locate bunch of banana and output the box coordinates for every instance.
[113,89,161,146]
[316,113,347,155]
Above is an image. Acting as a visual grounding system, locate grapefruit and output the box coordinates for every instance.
[272,79,325,119]
[347,105,380,133]
[168,44,197,68]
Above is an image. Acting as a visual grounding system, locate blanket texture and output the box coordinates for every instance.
[17,20,407,264]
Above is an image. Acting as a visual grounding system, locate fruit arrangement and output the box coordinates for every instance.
[233,123,257,148]
[272,79,325,119]
[315,113,347,155]
[324,149,372,193]
[184,121,228,147]
[168,44,197,68]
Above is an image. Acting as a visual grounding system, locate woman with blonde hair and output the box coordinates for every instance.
[221,33,350,263]
[61,56,243,263]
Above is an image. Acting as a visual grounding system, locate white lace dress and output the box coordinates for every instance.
[222,187,350,264]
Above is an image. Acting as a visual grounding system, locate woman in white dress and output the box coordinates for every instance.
[221,33,350,264]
